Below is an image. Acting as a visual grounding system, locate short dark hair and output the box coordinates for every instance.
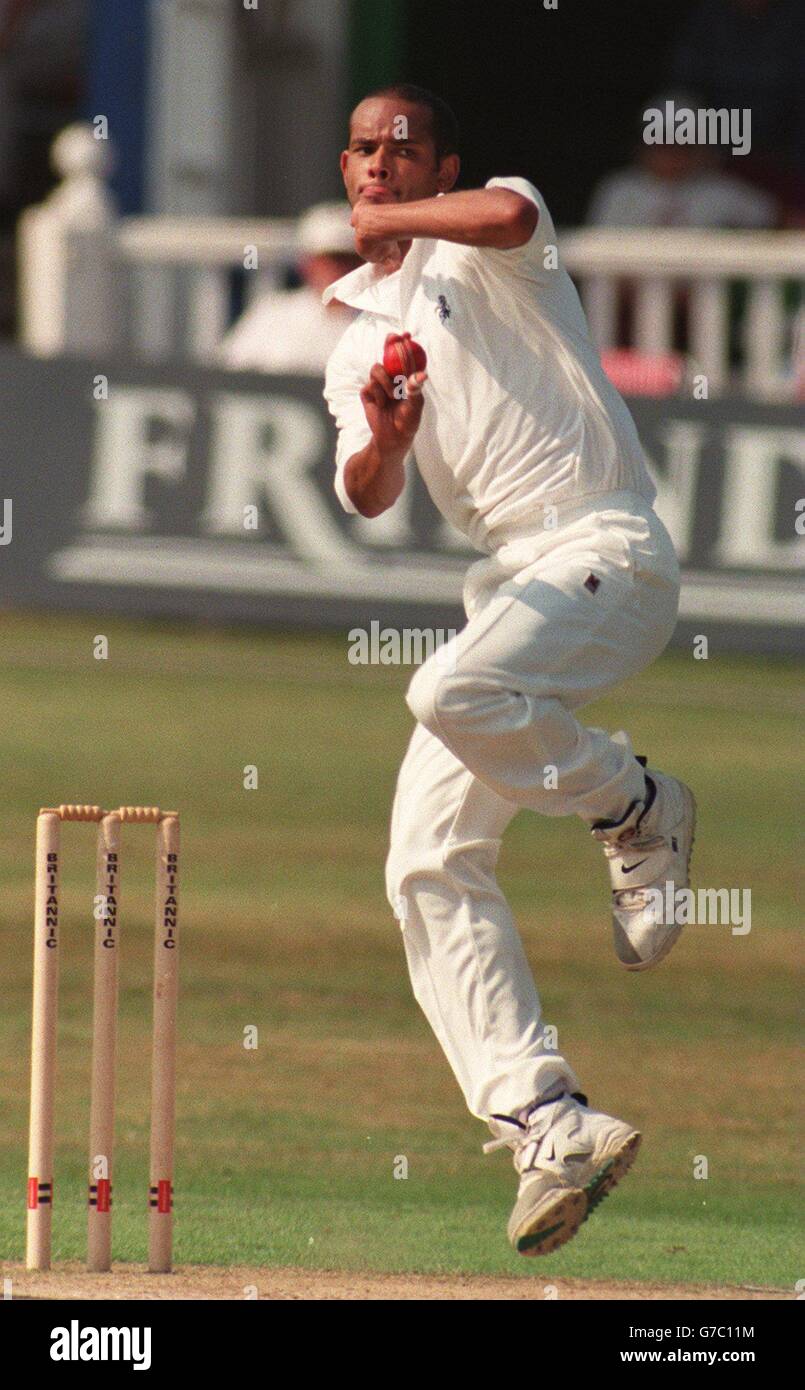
[356,84,460,163]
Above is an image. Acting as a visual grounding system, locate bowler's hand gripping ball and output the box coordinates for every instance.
[383,333,427,380]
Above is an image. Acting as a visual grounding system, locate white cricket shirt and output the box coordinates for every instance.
[322,177,655,552]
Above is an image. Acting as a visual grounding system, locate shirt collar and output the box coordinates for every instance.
[321,192,445,314]
[321,258,402,313]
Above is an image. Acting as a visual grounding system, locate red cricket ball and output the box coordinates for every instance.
[383,332,427,379]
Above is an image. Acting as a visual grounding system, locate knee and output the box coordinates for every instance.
[384,816,450,925]
[405,656,444,730]
[385,806,432,920]
[386,810,503,921]
[407,660,515,744]
[384,843,409,920]
[406,660,476,736]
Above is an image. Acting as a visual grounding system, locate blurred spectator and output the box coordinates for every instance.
[586,91,780,364]
[587,92,777,229]
[670,0,805,223]
[218,202,361,374]
[0,0,87,219]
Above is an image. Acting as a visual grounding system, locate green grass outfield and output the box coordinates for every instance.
[0,611,800,1288]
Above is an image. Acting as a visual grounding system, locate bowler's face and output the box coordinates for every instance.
[341,98,457,208]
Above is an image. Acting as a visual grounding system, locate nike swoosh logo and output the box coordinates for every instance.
[621,859,648,875]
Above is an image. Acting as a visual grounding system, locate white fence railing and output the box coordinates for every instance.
[17,125,805,397]
[561,229,804,398]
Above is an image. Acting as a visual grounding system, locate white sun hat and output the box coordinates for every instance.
[298,202,356,255]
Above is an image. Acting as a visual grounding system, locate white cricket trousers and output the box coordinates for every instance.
[385,490,680,1120]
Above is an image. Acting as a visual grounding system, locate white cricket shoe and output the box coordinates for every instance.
[591,764,696,971]
[484,1090,641,1256]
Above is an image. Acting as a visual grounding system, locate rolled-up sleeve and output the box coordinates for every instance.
[474,176,549,277]
[323,321,372,514]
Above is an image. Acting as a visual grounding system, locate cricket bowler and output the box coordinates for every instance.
[323,84,696,1256]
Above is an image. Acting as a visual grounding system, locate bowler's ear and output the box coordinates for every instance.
[436,153,460,193]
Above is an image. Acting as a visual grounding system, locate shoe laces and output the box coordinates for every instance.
[612,885,658,910]
[482,1102,563,1174]
[596,826,665,860]
[483,1116,528,1157]
[592,774,664,857]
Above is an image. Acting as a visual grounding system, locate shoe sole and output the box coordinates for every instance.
[623,786,697,973]
[582,1129,642,1220]
[514,1187,588,1257]
[514,1130,641,1255]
